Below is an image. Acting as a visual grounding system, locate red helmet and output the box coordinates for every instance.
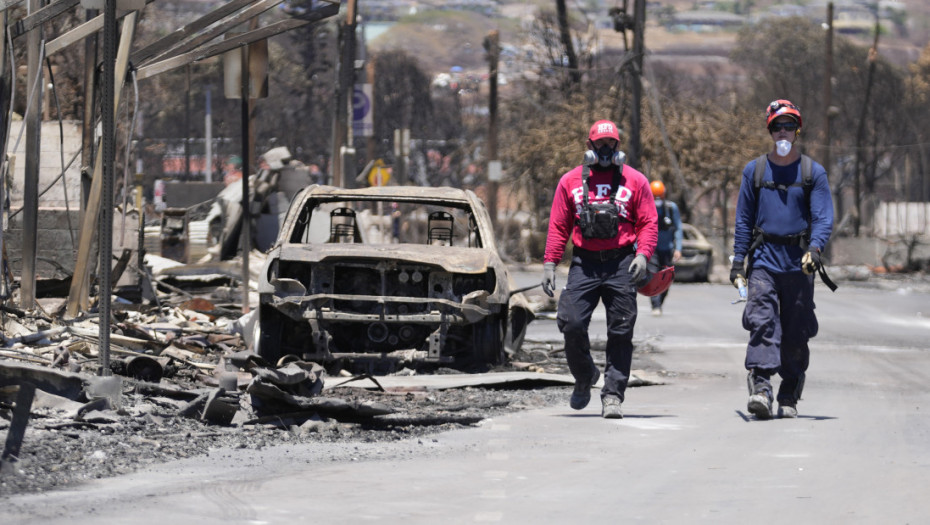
[650,180,666,198]
[766,99,802,128]
[637,266,675,297]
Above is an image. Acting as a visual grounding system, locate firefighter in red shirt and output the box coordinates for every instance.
[541,120,658,419]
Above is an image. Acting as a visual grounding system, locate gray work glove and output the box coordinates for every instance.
[628,254,648,284]
[542,262,556,297]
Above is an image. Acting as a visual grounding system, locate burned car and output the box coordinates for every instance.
[675,223,715,282]
[255,185,535,372]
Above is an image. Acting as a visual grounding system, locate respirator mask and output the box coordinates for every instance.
[583,148,626,168]
[577,148,628,239]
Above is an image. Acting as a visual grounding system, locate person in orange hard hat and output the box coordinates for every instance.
[541,119,658,419]
[648,180,682,317]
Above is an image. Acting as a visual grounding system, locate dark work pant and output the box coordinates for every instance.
[650,249,674,309]
[742,268,818,403]
[557,252,638,402]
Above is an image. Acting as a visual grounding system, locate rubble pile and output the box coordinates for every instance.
[0,294,585,497]
[0,248,671,497]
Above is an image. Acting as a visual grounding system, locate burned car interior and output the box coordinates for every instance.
[291,202,481,248]
[257,186,534,374]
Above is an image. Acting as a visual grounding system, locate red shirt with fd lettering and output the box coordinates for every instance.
[544,163,658,264]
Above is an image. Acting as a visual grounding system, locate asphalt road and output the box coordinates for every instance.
[4,275,930,524]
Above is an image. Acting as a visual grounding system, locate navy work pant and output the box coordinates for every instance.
[743,268,818,403]
[557,252,637,402]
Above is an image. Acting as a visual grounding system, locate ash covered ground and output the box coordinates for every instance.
[4,267,917,498]
[0,339,662,497]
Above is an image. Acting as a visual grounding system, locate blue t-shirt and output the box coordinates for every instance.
[732,156,834,274]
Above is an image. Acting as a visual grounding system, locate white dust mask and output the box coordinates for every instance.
[776,140,792,157]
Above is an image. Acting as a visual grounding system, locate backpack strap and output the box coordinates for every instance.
[752,154,767,191]
[581,165,591,206]
[800,154,813,224]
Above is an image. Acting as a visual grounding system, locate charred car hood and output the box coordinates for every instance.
[274,244,493,273]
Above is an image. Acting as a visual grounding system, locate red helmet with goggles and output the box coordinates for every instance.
[766,99,802,128]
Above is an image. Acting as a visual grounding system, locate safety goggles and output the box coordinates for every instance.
[769,122,799,133]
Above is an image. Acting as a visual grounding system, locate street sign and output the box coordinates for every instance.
[368,160,390,186]
[353,84,373,138]
[488,160,502,182]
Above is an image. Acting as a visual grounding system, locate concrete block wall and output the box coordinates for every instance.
[6,120,84,209]
[5,119,84,278]
[5,207,82,276]
[4,207,142,280]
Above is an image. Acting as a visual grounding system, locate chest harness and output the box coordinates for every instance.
[748,154,837,291]
[577,164,631,240]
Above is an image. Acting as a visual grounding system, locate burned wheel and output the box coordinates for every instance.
[472,314,506,366]
[257,306,322,367]
[255,304,287,366]
[697,258,712,282]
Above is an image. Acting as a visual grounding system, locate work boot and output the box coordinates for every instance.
[747,372,773,420]
[601,396,623,419]
[570,365,601,410]
[777,374,805,411]
[777,403,798,418]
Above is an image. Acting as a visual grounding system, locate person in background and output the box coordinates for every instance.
[390,202,402,243]
[541,119,658,419]
[648,180,682,316]
[223,155,243,186]
[730,99,834,420]
[309,164,326,185]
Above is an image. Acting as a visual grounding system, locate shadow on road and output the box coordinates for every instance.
[557,413,678,419]
[735,410,838,422]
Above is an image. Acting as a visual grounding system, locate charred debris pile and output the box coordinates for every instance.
[0,256,581,490]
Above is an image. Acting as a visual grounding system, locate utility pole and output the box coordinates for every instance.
[853,15,881,237]
[823,2,836,258]
[81,8,99,207]
[0,12,8,302]
[184,65,191,179]
[484,30,499,228]
[629,0,645,170]
[823,2,834,208]
[240,34,252,313]
[21,0,44,309]
[393,128,408,185]
[365,59,375,166]
[330,0,357,187]
[205,88,213,182]
[99,0,117,374]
